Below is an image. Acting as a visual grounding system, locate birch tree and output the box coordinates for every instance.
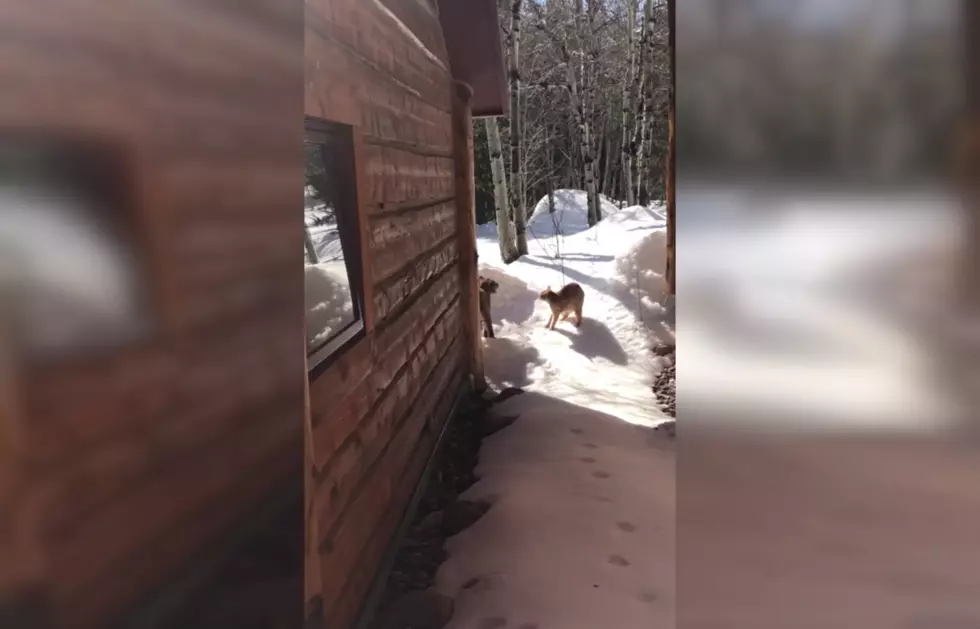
[485,117,519,262]
[582,0,602,225]
[509,0,529,255]
[485,0,672,219]
[619,0,639,205]
[632,0,657,204]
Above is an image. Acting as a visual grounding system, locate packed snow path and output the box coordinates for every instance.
[434,191,675,629]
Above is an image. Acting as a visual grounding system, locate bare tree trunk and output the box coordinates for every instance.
[509,0,528,255]
[545,121,557,213]
[485,117,518,262]
[567,112,581,189]
[633,0,656,205]
[602,134,615,196]
[620,0,639,205]
[580,0,601,226]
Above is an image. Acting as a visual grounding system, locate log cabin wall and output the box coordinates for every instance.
[0,2,305,628]
[304,0,469,626]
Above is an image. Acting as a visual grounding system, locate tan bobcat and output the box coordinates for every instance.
[478,276,499,338]
[539,282,585,330]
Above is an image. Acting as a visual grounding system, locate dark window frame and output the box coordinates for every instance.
[304,117,366,372]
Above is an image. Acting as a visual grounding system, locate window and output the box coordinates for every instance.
[0,132,154,363]
[304,118,364,369]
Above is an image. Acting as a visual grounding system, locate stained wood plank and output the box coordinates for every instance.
[306,0,451,109]
[49,399,301,628]
[369,201,457,283]
[164,161,302,218]
[373,237,458,322]
[316,337,464,620]
[378,0,450,65]
[361,143,455,210]
[3,1,303,627]
[27,311,300,532]
[328,368,462,629]
[313,306,460,539]
[64,449,300,629]
[329,425,435,629]
[0,1,299,107]
[308,269,459,471]
[305,32,452,151]
[306,259,459,426]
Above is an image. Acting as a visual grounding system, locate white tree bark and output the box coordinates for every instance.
[577,0,601,226]
[633,0,657,204]
[509,0,528,255]
[620,0,639,205]
[485,117,518,262]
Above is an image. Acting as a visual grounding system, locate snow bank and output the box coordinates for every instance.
[617,227,669,318]
[527,189,622,237]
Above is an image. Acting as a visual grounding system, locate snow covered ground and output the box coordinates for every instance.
[434,190,675,629]
[473,189,673,428]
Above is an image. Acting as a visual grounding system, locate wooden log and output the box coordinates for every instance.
[450,80,485,391]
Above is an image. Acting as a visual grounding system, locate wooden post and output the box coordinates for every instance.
[665,0,676,296]
[960,1,980,311]
[451,81,486,392]
[303,334,322,625]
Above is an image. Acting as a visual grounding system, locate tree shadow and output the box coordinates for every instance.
[553,318,629,366]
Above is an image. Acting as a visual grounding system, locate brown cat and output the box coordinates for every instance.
[478,276,499,338]
[539,282,585,330]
